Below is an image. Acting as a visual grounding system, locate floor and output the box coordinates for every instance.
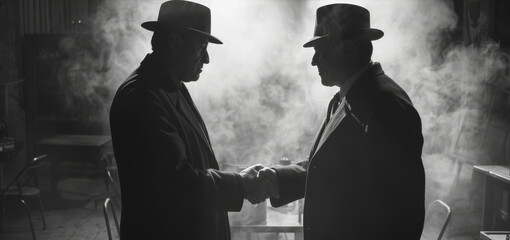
[0,196,481,240]
[1,174,122,240]
[1,197,120,240]
[1,197,303,240]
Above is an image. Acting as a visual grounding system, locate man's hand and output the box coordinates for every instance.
[239,164,264,204]
[239,164,280,204]
[257,167,280,199]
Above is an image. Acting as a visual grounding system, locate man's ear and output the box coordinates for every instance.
[167,33,183,53]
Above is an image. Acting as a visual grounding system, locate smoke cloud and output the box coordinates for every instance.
[60,0,510,231]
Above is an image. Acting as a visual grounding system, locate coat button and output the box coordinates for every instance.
[306,227,312,231]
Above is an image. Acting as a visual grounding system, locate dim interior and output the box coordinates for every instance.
[0,0,510,239]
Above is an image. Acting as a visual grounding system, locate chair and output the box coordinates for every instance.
[57,152,119,210]
[0,154,48,239]
[420,200,452,240]
[103,197,120,240]
[103,152,121,200]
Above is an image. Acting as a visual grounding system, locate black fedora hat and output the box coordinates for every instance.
[303,4,383,48]
[141,0,222,44]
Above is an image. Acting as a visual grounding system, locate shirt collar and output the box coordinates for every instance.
[338,61,374,99]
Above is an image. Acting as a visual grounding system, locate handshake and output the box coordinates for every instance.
[239,164,280,205]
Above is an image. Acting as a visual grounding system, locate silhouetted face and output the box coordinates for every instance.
[311,39,358,87]
[175,34,209,82]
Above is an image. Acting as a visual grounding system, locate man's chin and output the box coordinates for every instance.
[183,73,201,82]
[321,78,335,87]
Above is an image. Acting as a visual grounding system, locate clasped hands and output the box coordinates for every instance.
[239,164,280,205]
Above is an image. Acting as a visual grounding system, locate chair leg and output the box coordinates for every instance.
[103,202,113,240]
[20,199,36,240]
[104,170,110,196]
[0,202,5,233]
[37,195,46,230]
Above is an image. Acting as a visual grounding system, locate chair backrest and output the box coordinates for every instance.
[28,154,47,172]
[0,154,47,197]
[420,200,452,240]
[24,154,48,186]
[103,197,120,240]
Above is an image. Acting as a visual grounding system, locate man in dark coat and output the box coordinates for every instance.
[109,1,263,239]
[256,4,426,240]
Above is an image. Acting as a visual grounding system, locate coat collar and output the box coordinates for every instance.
[138,53,215,156]
[338,61,373,99]
[138,53,183,92]
[345,62,385,104]
[344,62,385,124]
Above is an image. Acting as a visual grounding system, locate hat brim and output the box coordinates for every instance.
[303,28,384,48]
[141,21,223,44]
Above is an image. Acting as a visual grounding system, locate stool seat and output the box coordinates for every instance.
[4,186,41,196]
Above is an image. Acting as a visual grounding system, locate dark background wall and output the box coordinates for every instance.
[0,0,25,185]
[0,0,104,189]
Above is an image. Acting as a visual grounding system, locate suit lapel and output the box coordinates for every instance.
[307,116,328,160]
[309,100,348,160]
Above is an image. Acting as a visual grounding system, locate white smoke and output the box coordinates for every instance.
[61,0,510,233]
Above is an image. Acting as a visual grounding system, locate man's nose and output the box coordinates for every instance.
[311,52,318,66]
[203,50,209,64]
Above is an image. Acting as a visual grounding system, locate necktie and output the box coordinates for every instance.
[308,93,342,158]
[326,92,341,123]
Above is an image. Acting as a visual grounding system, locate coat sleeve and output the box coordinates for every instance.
[139,90,244,212]
[269,160,308,207]
[363,93,425,239]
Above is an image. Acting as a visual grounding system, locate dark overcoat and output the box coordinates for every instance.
[109,54,244,240]
[271,63,425,240]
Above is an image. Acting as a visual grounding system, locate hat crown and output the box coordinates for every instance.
[141,0,222,44]
[315,4,370,38]
[156,0,211,33]
[303,3,383,47]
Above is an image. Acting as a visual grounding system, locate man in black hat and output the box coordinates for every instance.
[109,1,265,239]
[256,3,425,240]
